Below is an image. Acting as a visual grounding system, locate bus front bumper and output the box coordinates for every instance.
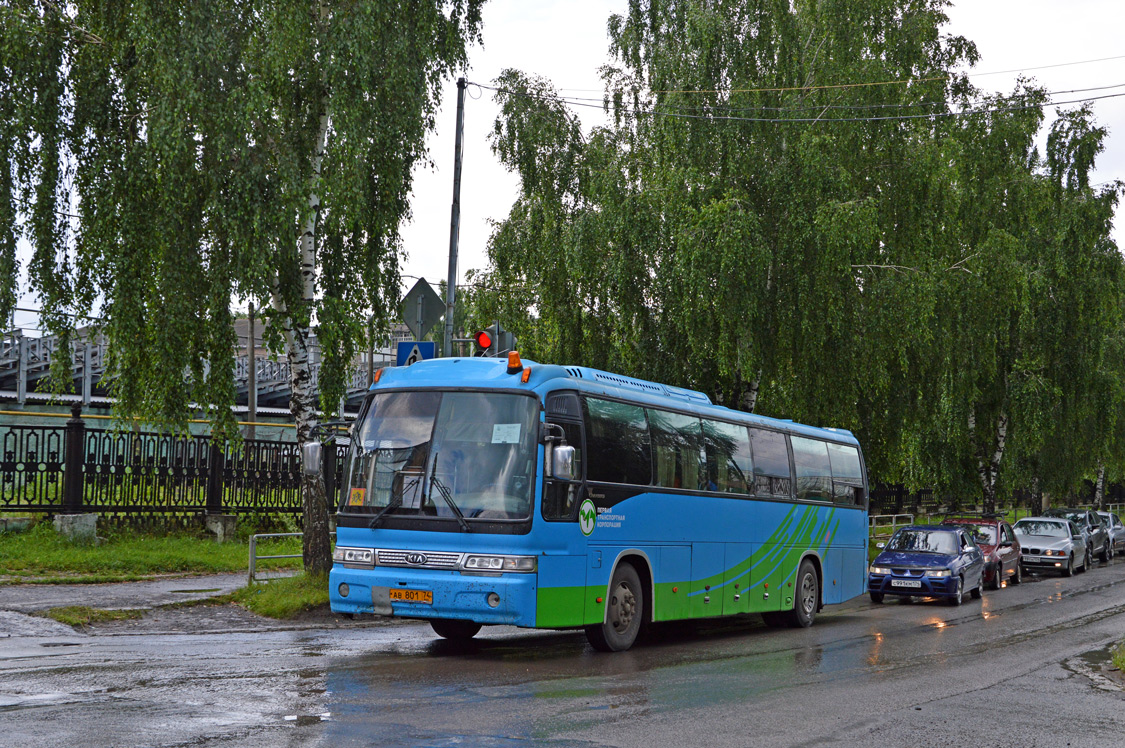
[329,565,538,627]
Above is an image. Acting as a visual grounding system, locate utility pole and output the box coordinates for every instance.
[443,77,467,357]
[247,303,257,441]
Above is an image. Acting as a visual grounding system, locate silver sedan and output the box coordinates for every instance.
[1097,511,1125,554]
[1013,517,1088,576]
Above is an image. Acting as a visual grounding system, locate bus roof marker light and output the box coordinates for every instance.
[520,367,532,383]
[373,367,384,385]
[507,351,523,375]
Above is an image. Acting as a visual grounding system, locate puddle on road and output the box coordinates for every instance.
[1064,645,1125,693]
[170,588,222,594]
[284,712,331,726]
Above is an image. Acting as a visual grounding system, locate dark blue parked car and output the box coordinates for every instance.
[868,525,985,605]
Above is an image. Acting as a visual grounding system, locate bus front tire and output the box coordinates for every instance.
[585,562,643,652]
[430,618,482,641]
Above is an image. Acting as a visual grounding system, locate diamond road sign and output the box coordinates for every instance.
[400,278,444,340]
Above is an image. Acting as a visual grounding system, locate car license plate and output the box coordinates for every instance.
[891,579,922,588]
[1024,557,1042,563]
[389,588,432,604]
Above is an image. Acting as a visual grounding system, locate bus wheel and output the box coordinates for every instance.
[430,619,482,641]
[585,562,643,652]
[785,559,819,628]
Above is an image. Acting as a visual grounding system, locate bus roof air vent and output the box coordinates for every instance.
[562,366,712,405]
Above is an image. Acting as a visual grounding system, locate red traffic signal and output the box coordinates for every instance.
[473,329,493,352]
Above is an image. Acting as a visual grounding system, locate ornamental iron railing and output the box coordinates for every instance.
[0,407,346,517]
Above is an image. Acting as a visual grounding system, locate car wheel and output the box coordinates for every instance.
[988,563,1002,590]
[1011,561,1022,585]
[585,562,643,652]
[947,576,963,606]
[1063,553,1075,577]
[869,592,884,604]
[1081,548,1091,572]
[430,618,482,641]
[1100,541,1111,562]
[784,559,819,628]
[970,572,983,599]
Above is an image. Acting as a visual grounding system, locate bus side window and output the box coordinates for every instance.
[648,409,703,490]
[582,397,652,486]
[702,419,752,494]
[826,442,864,505]
[543,421,583,521]
[749,428,791,497]
[791,436,832,503]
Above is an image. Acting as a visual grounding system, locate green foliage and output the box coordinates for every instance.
[41,605,144,627]
[231,572,328,618]
[479,0,1124,502]
[0,521,300,583]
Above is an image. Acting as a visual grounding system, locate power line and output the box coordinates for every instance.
[554,53,1125,95]
[525,82,1125,116]
[478,82,1125,125]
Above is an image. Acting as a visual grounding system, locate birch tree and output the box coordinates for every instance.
[1,0,484,572]
[479,0,1122,502]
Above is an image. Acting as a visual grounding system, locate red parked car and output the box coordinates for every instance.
[944,514,1022,589]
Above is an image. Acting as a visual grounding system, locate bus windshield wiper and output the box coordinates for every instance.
[427,453,470,532]
[368,497,400,529]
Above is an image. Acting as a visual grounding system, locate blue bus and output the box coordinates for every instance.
[323,353,869,651]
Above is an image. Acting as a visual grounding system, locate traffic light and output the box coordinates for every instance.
[472,324,517,357]
[473,328,494,355]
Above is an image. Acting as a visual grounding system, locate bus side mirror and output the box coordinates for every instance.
[551,445,576,481]
[302,442,323,476]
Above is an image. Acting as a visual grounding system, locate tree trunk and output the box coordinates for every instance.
[271,93,332,575]
[1095,462,1106,509]
[975,411,1008,514]
[289,327,331,576]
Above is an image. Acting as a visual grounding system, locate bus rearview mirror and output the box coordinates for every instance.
[552,445,576,481]
[302,442,323,476]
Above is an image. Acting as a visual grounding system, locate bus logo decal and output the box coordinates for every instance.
[406,553,428,565]
[579,499,597,536]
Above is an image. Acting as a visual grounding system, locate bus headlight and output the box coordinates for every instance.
[333,547,375,567]
[462,555,537,573]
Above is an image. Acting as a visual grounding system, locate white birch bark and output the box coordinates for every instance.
[268,95,332,575]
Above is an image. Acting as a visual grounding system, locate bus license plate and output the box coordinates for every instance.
[390,588,432,604]
[891,579,921,588]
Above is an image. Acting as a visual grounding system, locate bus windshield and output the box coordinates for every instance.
[341,391,538,523]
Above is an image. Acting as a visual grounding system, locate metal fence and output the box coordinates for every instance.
[1,406,346,519]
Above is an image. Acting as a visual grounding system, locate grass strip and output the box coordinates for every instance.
[1113,643,1125,672]
[0,522,301,583]
[41,606,145,628]
[231,573,329,619]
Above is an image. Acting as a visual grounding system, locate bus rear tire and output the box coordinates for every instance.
[784,559,819,628]
[585,562,643,652]
[430,619,481,641]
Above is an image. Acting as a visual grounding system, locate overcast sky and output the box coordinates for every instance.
[11,1,1125,330]
[399,0,1125,296]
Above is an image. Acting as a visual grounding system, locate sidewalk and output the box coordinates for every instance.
[0,573,250,614]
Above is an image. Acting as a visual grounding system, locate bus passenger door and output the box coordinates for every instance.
[723,543,753,615]
[690,543,725,618]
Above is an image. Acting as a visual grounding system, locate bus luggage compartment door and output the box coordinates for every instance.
[689,542,725,618]
[723,543,753,615]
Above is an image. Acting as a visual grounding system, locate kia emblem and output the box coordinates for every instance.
[406,553,428,565]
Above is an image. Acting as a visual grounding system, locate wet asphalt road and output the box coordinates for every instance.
[1,560,1124,748]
